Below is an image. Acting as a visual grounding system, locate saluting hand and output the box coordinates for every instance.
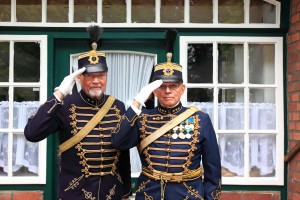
[55,67,86,97]
[134,80,163,107]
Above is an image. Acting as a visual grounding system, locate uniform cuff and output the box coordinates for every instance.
[53,92,62,102]
[130,104,141,115]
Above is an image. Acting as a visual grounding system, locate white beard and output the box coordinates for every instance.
[88,88,103,99]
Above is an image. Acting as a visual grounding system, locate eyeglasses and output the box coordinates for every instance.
[84,73,107,81]
[158,83,181,91]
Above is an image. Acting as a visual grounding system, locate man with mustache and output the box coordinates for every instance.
[24,25,131,200]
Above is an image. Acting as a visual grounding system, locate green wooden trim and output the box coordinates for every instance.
[44,35,56,200]
[0,17,290,199]
[280,0,290,30]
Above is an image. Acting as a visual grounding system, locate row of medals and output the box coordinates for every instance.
[171,123,195,140]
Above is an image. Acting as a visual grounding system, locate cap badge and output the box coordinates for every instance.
[163,63,174,76]
[88,50,99,64]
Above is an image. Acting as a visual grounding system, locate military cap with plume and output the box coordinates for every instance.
[152,29,183,83]
[78,25,108,73]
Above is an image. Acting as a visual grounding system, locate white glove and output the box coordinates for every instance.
[55,67,86,96]
[134,80,163,107]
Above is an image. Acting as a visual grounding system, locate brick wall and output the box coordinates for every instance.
[221,191,280,200]
[0,190,281,200]
[287,0,300,200]
[0,191,43,200]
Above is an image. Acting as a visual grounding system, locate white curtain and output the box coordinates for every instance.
[0,101,39,175]
[0,98,275,177]
[106,52,155,175]
[187,102,276,177]
[73,51,155,175]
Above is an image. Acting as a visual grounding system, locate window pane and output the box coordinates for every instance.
[14,88,40,102]
[0,0,11,22]
[13,134,39,176]
[187,44,213,83]
[249,88,275,130]
[187,88,214,120]
[219,134,244,177]
[249,44,275,84]
[219,0,244,23]
[13,87,40,129]
[47,0,69,23]
[218,44,244,84]
[249,134,276,177]
[0,88,9,129]
[161,0,184,23]
[14,42,40,82]
[0,42,9,82]
[132,0,155,23]
[16,0,42,22]
[0,88,9,101]
[250,88,274,104]
[0,133,8,176]
[250,0,276,24]
[0,102,9,129]
[74,0,97,23]
[190,0,212,23]
[218,89,244,130]
[103,0,126,23]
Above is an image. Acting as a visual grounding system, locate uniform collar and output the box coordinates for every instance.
[79,90,106,107]
[157,102,182,114]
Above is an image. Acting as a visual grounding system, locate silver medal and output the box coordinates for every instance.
[186,133,191,139]
[172,133,178,139]
[179,132,185,139]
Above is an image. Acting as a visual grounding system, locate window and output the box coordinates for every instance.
[0,0,281,28]
[180,36,284,185]
[0,35,47,184]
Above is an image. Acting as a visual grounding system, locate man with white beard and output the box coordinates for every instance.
[24,25,132,200]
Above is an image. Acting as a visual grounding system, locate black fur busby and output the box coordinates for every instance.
[78,25,108,73]
[152,29,183,83]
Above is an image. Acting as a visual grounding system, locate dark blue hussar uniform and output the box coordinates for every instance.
[25,25,131,200]
[25,92,131,200]
[112,29,221,200]
[112,103,221,200]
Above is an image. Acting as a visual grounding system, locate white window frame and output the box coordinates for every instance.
[0,35,48,184]
[180,36,284,185]
[0,0,281,28]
